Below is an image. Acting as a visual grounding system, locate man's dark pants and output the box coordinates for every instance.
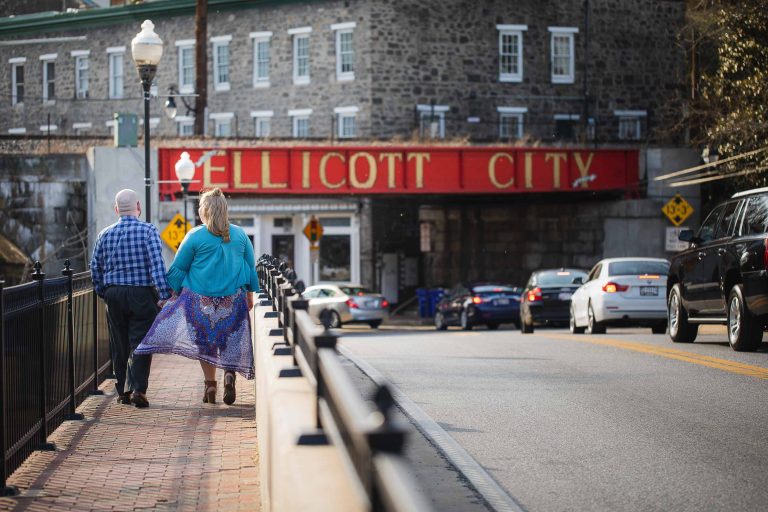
[104,286,158,395]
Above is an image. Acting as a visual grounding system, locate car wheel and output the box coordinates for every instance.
[727,284,763,352]
[651,323,667,335]
[435,312,448,331]
[487,322,499,330]
[569,306,586,334]
[368,320,382,329]
[328,310,342,329]
[587,303,606,334]
[668,284,698,343]
[460,308,473,330]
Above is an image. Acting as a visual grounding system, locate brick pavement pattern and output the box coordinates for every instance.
[0,355,260,511]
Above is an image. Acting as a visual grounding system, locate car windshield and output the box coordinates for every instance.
[608,261,669,276]
[472,285,520,295]
[535,270,587,286]
[340,286,372,296]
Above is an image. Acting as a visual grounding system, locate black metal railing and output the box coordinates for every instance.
[0,260,111,495]
[256,255,432,512]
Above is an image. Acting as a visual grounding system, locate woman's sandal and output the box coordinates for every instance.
[203,380,217,404]
[223,371,236,405]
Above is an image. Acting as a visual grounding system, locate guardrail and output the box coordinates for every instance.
[0,260,111,496]
[256,255,432,512]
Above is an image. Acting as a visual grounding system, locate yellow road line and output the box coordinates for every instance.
[541,333,768,380]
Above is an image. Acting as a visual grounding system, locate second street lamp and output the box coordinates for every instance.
[131,19,164,224]
[174,151,196,235]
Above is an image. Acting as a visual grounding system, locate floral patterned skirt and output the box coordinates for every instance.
[135,288,254,379]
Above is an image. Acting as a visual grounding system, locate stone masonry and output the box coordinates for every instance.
[0,0,686,143]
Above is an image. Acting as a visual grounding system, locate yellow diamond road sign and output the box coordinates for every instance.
[662,194,694,227]
[160,213,190,253]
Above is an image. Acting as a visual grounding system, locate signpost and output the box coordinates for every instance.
[303,216,323,285]
[665,226,690,252]
[160,213,190,252]
[662,194,694,227]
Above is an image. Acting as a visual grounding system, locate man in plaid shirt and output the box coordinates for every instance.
[91,189,171,408]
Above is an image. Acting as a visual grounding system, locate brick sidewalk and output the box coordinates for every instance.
[0,355,260,511]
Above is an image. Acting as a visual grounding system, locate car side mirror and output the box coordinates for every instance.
[678,229,694,242]
[572,277,583,285]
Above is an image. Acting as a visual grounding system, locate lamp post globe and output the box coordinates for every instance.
[175,152,195,235]
[131,19,164,225]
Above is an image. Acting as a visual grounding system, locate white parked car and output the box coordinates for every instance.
[569,258,670,334]
[302,284,389,328]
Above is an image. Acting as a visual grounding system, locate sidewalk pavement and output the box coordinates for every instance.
[0,355,260,512]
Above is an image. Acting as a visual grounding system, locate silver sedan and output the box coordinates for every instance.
[302,284,389,328]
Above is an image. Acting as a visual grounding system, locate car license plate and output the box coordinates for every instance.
[558,292,572,301]
[640,286,658,296]
[494,298,510,306]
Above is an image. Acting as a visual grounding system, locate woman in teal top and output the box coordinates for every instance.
[136,188,259,406]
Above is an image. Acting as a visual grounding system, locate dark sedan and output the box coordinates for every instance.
[435,284,522,330]
[520,268,588,333]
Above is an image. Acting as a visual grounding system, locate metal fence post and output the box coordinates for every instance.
[0,280,19,496]
[62,261,84,421]
[31,262,55,451]
[89,286,104,395]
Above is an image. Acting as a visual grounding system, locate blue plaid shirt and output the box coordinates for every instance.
[90,216,171,300]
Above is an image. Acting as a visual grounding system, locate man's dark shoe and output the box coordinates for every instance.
[117,392,132,405]
[131,392,149,408]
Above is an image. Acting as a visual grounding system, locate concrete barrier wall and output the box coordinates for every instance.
[253,301,362,512]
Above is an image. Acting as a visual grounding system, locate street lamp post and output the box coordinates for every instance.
[131,20,164,224]
[174,152,196,235]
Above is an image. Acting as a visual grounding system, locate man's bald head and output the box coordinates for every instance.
[115,189,141,217]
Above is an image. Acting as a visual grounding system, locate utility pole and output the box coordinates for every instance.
[194,0,208,136]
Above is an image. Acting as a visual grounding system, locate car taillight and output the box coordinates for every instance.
[527,287,542,302]
[764,239,768,269]
[381,299,389,308]
[602,282,629,293]
[346,299,359,309]
[472,296,483,304]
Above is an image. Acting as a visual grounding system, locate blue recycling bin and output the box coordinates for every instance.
[428,289,445,317]
[416,288,430,318]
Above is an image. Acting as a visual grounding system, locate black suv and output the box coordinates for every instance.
[667,188,768,351]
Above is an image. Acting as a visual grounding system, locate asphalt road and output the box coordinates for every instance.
[339,324,768,512]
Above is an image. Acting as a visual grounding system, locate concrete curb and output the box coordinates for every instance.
[254,303,362,512]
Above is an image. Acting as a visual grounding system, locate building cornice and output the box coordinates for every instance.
[0,0,315,37]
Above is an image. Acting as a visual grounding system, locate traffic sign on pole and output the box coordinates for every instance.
[662,194,694,227]
[303,216,324,245]
[160,213,190,252]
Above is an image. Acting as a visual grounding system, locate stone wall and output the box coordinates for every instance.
[0,0,685,143]
[0,154,89,279]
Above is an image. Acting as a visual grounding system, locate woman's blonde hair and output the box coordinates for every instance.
[198,188,230,242]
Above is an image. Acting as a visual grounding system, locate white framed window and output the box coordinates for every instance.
[334,106,358,138]
[211,35,232,92]
[176,40,195,93]
[8,127,26,134]
[417,104,449,139]
[105,119,115,136]
[72,122,92,135]
[289,27,312,85]
[554,113,580,139]
[72,50,90,99]
[39,54,56,104]
[107,47,125,99]
[40,124,57,133]
[250,32,272,88]
[549,27,578,84]
[139,117,161,132]
[175,115,195,136]
[497,106,527,139]
[289,108,312,138]
[250,110,273,138]
[210,112,234,137]
[332,22,355,81]
[9,57,25,105]
[497,25,526,83]
[614,110,647,140]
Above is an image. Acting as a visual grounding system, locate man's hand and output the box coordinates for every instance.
[246,292,254,311]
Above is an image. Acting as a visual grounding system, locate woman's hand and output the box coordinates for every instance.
[246,292,254,311]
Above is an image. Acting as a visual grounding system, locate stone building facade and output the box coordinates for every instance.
[0,0,685,143]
